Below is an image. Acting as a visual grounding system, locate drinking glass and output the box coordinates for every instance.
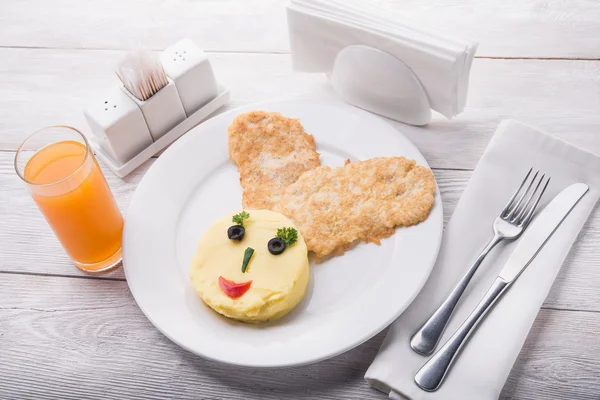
[14,126,123,272]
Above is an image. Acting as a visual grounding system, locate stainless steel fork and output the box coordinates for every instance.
[410,168,547,355]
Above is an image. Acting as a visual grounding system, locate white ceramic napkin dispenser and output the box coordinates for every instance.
[330,45,432,126]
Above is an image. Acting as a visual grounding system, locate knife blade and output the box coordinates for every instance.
[499,182,588,282]
[415,182,589,392]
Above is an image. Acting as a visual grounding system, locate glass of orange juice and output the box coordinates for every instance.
[14,126,124,272]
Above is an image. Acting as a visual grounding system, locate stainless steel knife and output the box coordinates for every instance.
[414,183,589,392]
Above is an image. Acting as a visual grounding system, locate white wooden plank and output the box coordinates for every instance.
[0,0,289,53]
[1,48,600,170]
[501,309,600,400]
[378,0,600,59]
[0,48,333,151]
[2,153,599,312]
[0,273,598,399]
[1,0,599,58]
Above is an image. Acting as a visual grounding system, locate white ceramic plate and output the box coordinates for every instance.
[123,99,443,367]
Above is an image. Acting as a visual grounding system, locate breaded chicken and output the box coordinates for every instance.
[275,157,436,258]
[228,111,321,210]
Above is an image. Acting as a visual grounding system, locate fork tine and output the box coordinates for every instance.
[501,168,532,217]
[506,170,539,220]
[514,173,544,223]
[520,176,551,227]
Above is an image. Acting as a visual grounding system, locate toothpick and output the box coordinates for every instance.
[116,50,168,101]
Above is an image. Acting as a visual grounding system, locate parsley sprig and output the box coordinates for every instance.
[276,227,298,247]
[232,211,250,226]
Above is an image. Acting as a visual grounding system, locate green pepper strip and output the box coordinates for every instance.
[241,247,254,273]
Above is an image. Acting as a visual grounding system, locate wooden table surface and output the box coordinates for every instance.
[1,1,599,399]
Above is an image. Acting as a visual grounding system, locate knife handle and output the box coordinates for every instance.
[414,277,510,392]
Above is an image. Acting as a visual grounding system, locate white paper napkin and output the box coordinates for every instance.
[365,120,600,400]
[286,0,477,118]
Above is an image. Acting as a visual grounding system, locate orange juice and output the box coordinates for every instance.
[23,140,123,270]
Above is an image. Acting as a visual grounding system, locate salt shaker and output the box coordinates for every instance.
[84,88,153,164]
[160,38,219,116]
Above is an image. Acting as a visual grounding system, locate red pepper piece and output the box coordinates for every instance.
[218,276,252,298]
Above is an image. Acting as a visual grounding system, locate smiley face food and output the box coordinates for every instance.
[228,111,321,210]
[189,210,310,323]
[275,157,436,258]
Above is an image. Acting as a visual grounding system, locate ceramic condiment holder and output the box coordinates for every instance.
[84,38,230,178]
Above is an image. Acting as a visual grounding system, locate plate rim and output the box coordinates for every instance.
[123,98,443,367]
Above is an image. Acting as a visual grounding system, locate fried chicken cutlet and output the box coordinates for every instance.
[275,157,436,258]
[228,111,320,210]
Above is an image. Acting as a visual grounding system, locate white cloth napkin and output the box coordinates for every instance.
[365,120,600,400]
[286,0,478,119]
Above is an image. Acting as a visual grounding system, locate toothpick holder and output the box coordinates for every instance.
[85,38,230,178]
[121,78,186,141]
[329,45,431,126]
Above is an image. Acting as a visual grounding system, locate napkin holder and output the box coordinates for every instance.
[84,38,230,178]
[329,45,431,126]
